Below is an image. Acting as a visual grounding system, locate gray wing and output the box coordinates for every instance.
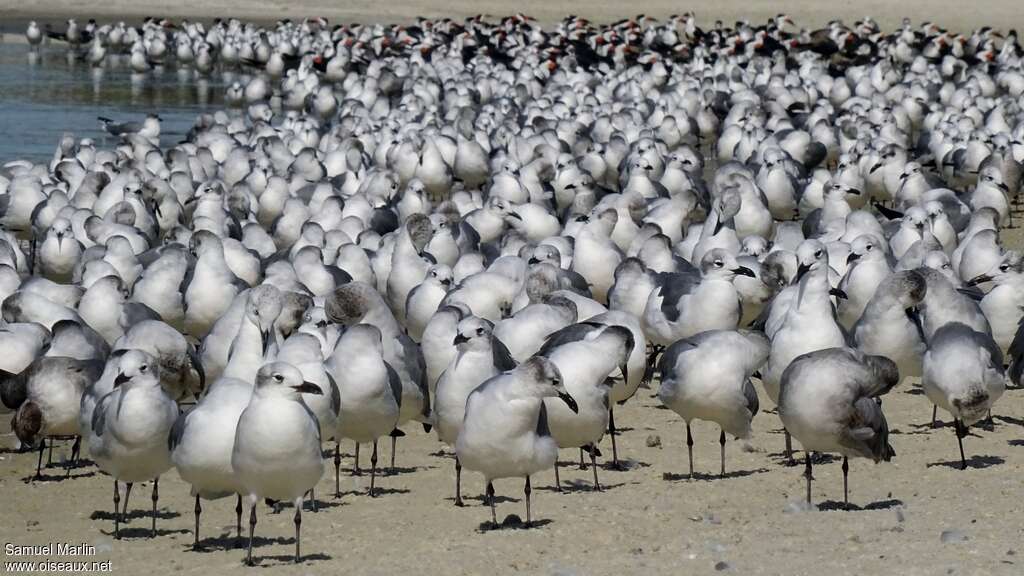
[743,379,760,418]
[535,401,551,438]
[655,270,702,322]
[385,362,403,408]
[0,370,26,411]
[657,338,697,383]
[491,335,518,372]
[91,391,115,438]
[326,372,341,416]
[843,396,895,462]
[536,321,603,357]
[1009,318,1024,385]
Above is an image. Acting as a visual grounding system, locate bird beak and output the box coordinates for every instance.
[966,273,992,286]
[114,372,131,387]
[796,262,811,281]
[829,287,849,300]
[453,333,470,345]
[732,266,755,278]
[507,211,523,221]
[261,329,272,356]
[996,181,1009,192]
[847,252,861,264]
[847,188,862,195]
[869,162,882,173]
[440,278,451,287]
[619,363,629,389]
[558,390,579,413]
[528,257,539,264]
[293,381,323,395]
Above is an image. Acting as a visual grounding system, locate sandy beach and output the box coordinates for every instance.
[2,377,1022,575]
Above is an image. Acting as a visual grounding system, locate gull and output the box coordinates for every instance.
[852,270,928,379]
[837,234,893,329]
[539,322,633,491]
[967,251,1024,355]
[435,315,516,505]
[658,330,768,478]
[456,356,578,526]
[232,362,324,565]
[324,324,400,497]
[170,376,252,549]
[89,350,178,539]
[779,348,898,507]
[922,323,1005,469]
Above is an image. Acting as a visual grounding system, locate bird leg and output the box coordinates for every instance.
[454,456,464,506]
[553,458,561,492]
[47,438,54,465]
[954,419,967,470]
[235,494,243,546]
[486,482,497,526]
[123,482,133,519]
[842,456,850,510]
[113,480,121,539]
[369,440,378,497]
[333,441,341,498]
[353,443,361,476]
[804,452,814,505]
[151,477,159,538]
[578,447,586,470]
[784,429,796,466]
[307,488,317,513]
[686,422,694,479]
[67,436,81,477]
[719,429,727,477]
[587,444,601,491]
[35,440,45,480]
[931,405,938,428]
[293,501,302,564]
[193,494,202,549]
[246,500,257,566]
[524,476,532,525]
[608,405,620,469]
[390,433,398,475]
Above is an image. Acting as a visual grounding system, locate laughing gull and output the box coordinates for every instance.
[493,294,578,362]
[232,362,323,565]
[421,303,472,393]
[643,249,755,347]
[658,330,768,477]
[967,251,1024,355]
[837,234,893,329]
[779,348,897,507]
[456,356,578,526]
[852,270,928,379]
[220,285,284,382]
[922,323,1006,469]
[184,231,247,339]
[435,316,516,505]
[538,322,633,491]
[170,376,251,549]
[89,350,178,539]
[324,324,400,497]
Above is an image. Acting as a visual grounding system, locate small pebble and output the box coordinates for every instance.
[714,561,731,571]
[940,529,968,543]
[645,435,662,448]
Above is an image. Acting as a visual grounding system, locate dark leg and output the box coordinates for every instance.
[334,441,341,498]
[113,480,121,539]
[554,458,561,492]
[308,488,317,512]
[47,439,53,465]
[235,494,243,546]
[578,448,586,470]
[686,422,694,479]
[486,482,496,525]
[35,440,45,480]
[151,477,159,538]
[719,428,727,477]
[67,436,81,476]
[523,476,532,525]
[842,456,850,509]
[246,501,256,566]
[193,494,202,549]
[784,429,795,465]
[123,482,133,518]
[390,434,397,475]
[931,405,938,428]
[588,444,601,491]
[454,456,464,506]
[804,452,813,505]
[955,419,967,470]
[293,504,301,563]
[353,443,361,476]
[369,440,378,497]
[608,406,620,468]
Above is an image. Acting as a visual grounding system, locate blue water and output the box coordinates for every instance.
[0,42,228,164]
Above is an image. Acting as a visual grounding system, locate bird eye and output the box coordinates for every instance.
[814,250,823,258]
[476,328,484,335]
[1000,264,1009,272]
[274,374,284,382]
[714,260,723,268]
[866,245,872,251]
[140,364,148,372]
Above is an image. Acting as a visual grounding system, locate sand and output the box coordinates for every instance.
[0,1,1023,31]
[1,376,1022,575]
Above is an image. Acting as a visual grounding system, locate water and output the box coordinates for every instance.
[0,41,228,165]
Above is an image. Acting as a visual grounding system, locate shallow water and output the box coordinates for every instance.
[0,41,227,165]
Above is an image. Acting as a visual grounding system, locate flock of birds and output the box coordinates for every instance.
[4,11,1024,566]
